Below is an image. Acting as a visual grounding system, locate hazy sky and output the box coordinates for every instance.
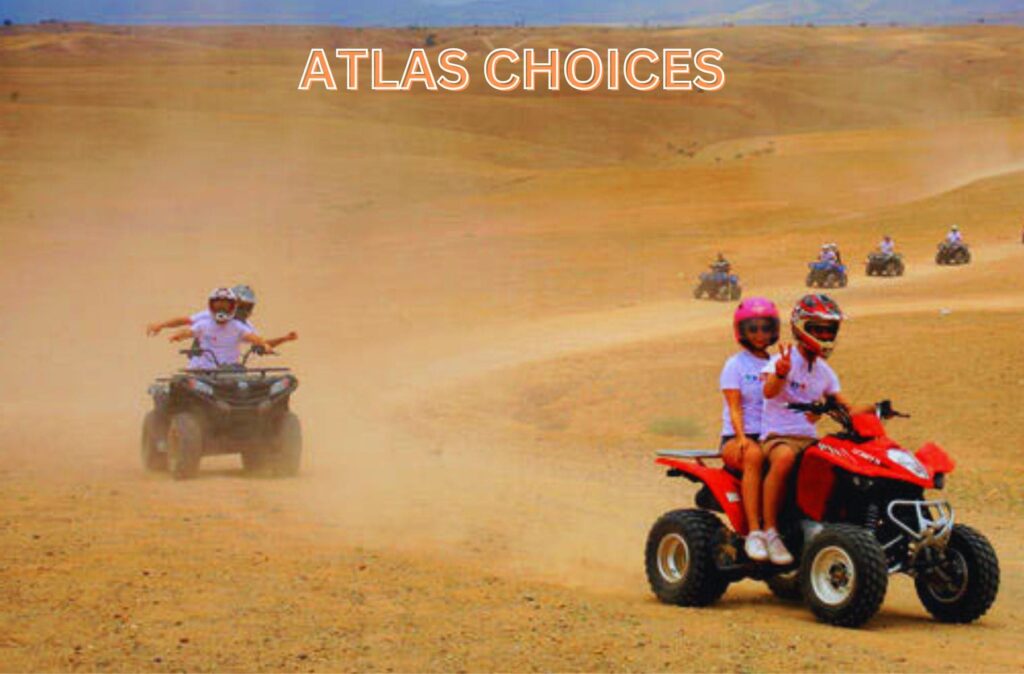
[1,0,1020,26]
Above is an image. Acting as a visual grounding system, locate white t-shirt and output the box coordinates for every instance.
[946,231,962,244]
[190,310,254,331]
[189,317,254,369]
[719,350,770,437]
[880,240,894,255]
[760,348,841,439]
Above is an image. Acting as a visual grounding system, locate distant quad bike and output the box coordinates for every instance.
[806,261,848,289]
[694,270,742,301]
[935,241,970,265]
[865,252,905,277]
[645,398,999,627]
[141,347,301,480]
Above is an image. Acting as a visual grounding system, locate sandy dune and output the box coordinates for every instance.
[1,23,1023,672]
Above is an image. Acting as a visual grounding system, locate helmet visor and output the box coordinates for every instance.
[741,319,777,336]
[209,298,236,315]
[805,321,839,341]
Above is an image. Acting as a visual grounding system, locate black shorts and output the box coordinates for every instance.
[719,433,760,450]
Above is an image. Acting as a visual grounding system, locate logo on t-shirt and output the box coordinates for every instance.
[788,379,808,393]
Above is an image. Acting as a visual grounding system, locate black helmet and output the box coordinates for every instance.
[232,284,256,321]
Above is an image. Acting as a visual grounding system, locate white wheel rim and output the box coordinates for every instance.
[657,533,690,584]
[811,545,856,606]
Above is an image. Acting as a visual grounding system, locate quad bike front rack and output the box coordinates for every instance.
[880,499,955,574]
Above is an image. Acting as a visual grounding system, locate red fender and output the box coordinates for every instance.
[916,442,956,476]
[796,451,837,521]
[852,413,886,438]
[656,457,747,534]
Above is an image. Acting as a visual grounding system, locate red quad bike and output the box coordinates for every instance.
[645,398,999,627]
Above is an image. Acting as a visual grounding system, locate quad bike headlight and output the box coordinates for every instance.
[187,379,214,396]
[269,377,293,396]
[886,449,929,480]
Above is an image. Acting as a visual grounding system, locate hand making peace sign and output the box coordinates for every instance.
[774,343,793,378]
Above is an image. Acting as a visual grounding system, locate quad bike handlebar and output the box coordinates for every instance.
[787,396,909,433]
[179,347,222,367]
[242,345,277,366]
[178,346,274,369]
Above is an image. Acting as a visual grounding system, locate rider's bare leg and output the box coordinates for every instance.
[762,444,796,531]
[723,438,765,531]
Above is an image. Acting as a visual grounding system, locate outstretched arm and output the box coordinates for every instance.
[147,316,192,336]
[242,332,274,353]
[265,331,298,349]
[168,327,196,343]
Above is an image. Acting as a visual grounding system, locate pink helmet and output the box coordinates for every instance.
[733,297,780,348]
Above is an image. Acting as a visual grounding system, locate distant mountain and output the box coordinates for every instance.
[2,0,1022,26]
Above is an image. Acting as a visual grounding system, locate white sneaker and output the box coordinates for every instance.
[744,530,768,562]
[765,529,794,566]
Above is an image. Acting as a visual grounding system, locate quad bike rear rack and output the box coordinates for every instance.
[657,449,722,466]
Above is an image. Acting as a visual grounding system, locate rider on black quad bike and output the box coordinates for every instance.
[936,225,971,265]
[141,289,302,480]
[866,235,904,277]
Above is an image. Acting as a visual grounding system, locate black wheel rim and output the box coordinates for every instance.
[924,548,969,604]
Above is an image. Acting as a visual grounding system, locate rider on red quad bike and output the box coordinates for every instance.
[645,294,999,627]
[718,297,786,565]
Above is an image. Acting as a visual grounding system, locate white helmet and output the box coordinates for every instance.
[951,224,959,232]
[207,287,238,323]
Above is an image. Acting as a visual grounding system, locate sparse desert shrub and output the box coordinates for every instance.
[3,18,13,27]
[425,33,437,47]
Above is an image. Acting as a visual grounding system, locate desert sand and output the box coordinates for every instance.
[1,23,1023,672]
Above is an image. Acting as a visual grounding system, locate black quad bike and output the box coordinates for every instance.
[694,270,742,301]
[935,241,970,265]
[142,347,301,480]
[865,252,905,277]
[645,398,999,627]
